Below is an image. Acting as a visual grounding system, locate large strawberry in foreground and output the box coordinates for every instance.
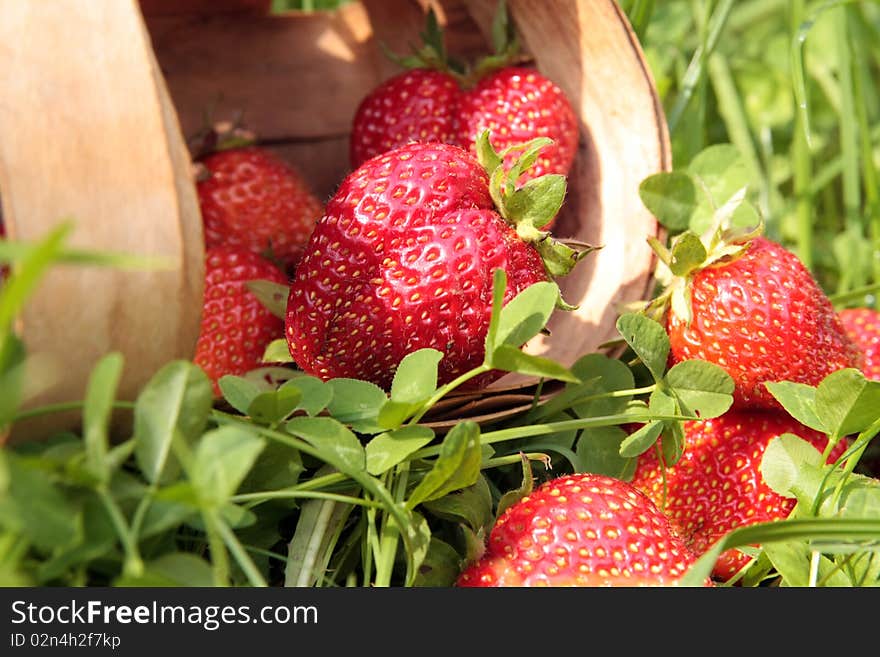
[285,135,585,390]
[630,410,847,581]
[197,146,323,274]
[456,472,707,587]
[838,307,880,381]
[659,233,861,410]
[194,246,287,396]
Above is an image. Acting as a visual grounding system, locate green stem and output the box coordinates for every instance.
[481,452,551,470]
[526,384,657,422]
[97,490,143,579]
[203,511,230,587]
[13,400,135,422]
[412,412,693,459]
[374,463,411,587]
[233,490,380,508]
[213,512,268,587]
[410,364,493,425]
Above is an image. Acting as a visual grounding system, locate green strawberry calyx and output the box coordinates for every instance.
[643,186,764,326]
[382,0,531,88]
[189,111,258,167]
[475,130,596,309]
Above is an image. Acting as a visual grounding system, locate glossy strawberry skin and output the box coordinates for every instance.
[285,141,548,391]
[197,147,323,272]
[349,69,462,170]
[456,472,706,587]
[631,410,847,581]
[839,307,880,381]
[455,67,579,180]
[194,246,287,396]
[666,236,862,410]
[350,67,579,184]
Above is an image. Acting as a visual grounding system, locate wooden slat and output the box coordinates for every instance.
[0,0,204,443]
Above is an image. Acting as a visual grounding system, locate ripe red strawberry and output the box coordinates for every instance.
[194,246,287,396]
[197,146,323,274]
[664,235,862,410]
[285,137,584,390]
[838,307,880,381]
[349,68,461,170]
[454,66,578,180]
[630,409,847,581]
[349,8,578,187]
[456,472,707,587]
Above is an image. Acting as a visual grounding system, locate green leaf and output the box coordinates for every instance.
[638,171,698,231]
[665,359,734,419]
[390,349,442,405]
[247,385,302,425]
[0,334,26,428]
[399,509,432,587]
[261,338,294,364]
[0,453,80,551]
[325,378,388,434]
[616,312,670,382]
[413,537,464,587]
[82,352,124,484]
[483,268,508,357]
[760,434,825,499]
[575,426,636,479]
[668,231,708,276]
[218,375,264,415]
[765,381,825,432]
[619,421,664,458]
[238,441,304,494]
[569,353,636,419]
[280,375,332,417]
[489,345,578,382]
[245,279,289,320]
[190,426,266,506]
[495,453,534,520]
[494,281,559,349]
[365,425,435,476]
[116,553,215,587]
[475,130,503,176]
[504,174,567,229]
[134,360,213,485]
[406,421,482,509]
[421,475,494,533]
[686,143,752,234]
[285,416,367,474]
[815,368,880,437]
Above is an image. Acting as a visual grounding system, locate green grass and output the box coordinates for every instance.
[627,0,880,304]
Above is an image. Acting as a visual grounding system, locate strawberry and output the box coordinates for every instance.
[349,7,578,187]
[454,66,578,180]
[630,409,847,581]
[196,146,323,274]
[657,233,862,410]
[456,472,706,587]
[285,136,586,391]
[349,68,461,171]
[193,246,287,396]
[838,307,880,381]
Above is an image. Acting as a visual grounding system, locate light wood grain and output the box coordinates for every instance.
[0,0,205,443]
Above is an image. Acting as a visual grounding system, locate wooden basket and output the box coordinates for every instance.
[0,0,668,441]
